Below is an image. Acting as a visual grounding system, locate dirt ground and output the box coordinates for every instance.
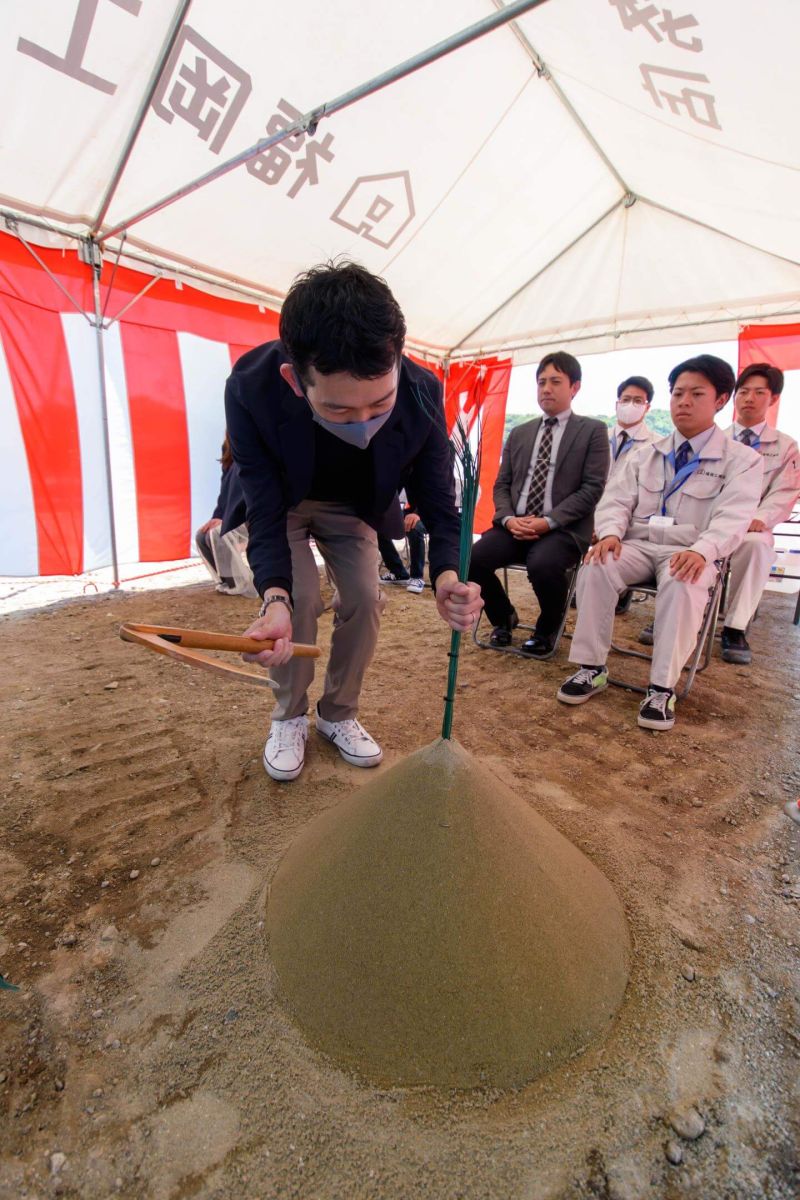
[1,573,798,1200]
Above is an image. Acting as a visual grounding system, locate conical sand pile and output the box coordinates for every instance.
[266,738,630,1088]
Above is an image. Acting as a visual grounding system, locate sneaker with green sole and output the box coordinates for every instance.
[637,687,676,730]
[557,666,609,705]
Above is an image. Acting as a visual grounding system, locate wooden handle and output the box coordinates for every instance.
[119,623,321,657]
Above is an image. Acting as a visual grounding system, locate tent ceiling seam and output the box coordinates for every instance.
[449,197,624,352]
[449,304,800,362]
[638,196,800,271]
[491,0,631,195]
[378,72,537,274]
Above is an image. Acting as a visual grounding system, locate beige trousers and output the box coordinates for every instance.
[270,501,386,722]
[570,540,718,688]
[724,531,774,630]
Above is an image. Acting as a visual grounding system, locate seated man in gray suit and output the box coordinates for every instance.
[468,351,610,657]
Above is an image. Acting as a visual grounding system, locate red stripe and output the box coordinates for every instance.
[0,299,83,574]
[738,322,800,429]
[229,343,255,369]
[120,324,191,561]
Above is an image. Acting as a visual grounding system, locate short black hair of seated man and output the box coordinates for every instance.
[668,353,735,397]
[467,348,609,658]
[616,375,654,404]
[735,361,784,396]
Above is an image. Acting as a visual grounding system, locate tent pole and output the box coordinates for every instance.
[88,239,122,588]
[100,0,551,243]
[90,0,194,236]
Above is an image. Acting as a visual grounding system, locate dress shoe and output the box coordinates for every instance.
[489,609,519,647]
[519,631,557,658]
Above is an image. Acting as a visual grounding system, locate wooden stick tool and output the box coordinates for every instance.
[119,622,320,688]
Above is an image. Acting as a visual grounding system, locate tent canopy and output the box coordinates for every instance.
[2,0,799,363]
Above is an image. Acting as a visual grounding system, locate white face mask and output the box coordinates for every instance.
[309,406,392,449]
[616,400,646,427]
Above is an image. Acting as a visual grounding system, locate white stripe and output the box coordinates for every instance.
[179,332,231,553]
[0,333,38,575]
[62,315,139,569]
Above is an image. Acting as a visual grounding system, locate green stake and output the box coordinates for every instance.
[441,428,481,740]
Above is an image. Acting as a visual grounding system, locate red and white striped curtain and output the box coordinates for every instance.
[0,230,510,577]
[0,231,279,576]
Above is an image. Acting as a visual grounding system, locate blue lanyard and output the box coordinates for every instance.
[662,450,702,515]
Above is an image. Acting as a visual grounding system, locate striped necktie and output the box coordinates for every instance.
[738,428,756,447]
[525,418,557,516]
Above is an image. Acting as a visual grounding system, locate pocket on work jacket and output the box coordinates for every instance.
[671,470,724,527]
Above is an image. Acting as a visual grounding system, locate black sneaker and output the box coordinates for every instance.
[721,627,751,665]
[638,622,654,646]
[380,570,410,584]
[615,589,633,615]
[489,609,519,647]
[557,665,609,705]
[637,687,676,730]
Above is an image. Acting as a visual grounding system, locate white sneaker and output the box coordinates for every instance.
[406,577,425,594]
[315,705,383,768]
[263,716,308,781]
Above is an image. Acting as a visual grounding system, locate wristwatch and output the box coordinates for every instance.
[258,593,293,618]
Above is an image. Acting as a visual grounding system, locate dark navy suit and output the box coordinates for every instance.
[224,341,461,599]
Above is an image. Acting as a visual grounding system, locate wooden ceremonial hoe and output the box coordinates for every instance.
[119,622,320,688]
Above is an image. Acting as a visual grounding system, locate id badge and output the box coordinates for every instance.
[650,515,675,528]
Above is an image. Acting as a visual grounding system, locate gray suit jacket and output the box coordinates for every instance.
[491,412,610,545]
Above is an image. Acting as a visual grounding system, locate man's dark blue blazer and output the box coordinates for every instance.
[224,340,461,598]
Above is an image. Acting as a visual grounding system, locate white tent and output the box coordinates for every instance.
[2,0,799,362]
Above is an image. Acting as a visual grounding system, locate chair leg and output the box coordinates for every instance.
[608,559,730,697]
[472,565,578,659]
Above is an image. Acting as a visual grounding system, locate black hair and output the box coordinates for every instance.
[279,260,406,383]
[735,361,784,396]
[617,375,654,403]
[667,354,735,398]
[536,351,581,385]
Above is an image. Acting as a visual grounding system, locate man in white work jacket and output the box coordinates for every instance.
[557,354,763,731]
[608,375,659,478]
[720,362,800,663]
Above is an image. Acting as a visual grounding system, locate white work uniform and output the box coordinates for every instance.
[608,420,658,479]
[723,423,800,629]
[570,425,763,687]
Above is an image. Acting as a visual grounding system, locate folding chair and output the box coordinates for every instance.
[607,558,730,698]
[472,562,579,661]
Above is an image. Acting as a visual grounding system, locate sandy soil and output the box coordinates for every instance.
[1,573,798,1200]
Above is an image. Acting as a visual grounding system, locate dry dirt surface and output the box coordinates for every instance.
[1,575,798,1200]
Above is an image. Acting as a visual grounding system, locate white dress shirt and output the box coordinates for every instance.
[515,408,572,518]
[732,420,767,443]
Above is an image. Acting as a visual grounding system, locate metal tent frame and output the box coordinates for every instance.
[2,0,548,586]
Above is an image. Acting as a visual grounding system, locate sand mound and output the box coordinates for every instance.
[266,738,631,1088]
